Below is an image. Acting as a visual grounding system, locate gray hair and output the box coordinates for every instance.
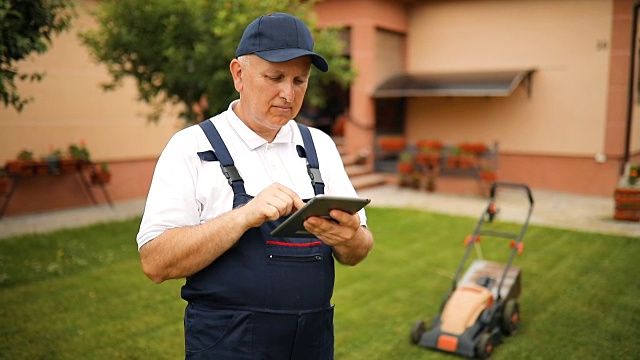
[237,54,254,68]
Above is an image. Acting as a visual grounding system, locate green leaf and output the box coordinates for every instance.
[79,0,353,125]
[0,0,76,111]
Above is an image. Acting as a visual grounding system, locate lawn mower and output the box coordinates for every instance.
[411,182,534,359]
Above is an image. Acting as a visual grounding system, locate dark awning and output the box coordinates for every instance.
[373,69,535,98]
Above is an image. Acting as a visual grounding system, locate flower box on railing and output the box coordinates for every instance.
[378,136,407,152]
[416,140,444,151]
[459,142,488,155]
[415,152,440,167]
[480,170,498,182]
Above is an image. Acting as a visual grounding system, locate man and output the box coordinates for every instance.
[136,12,374,359]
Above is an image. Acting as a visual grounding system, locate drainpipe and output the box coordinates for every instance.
[623,1,640,174]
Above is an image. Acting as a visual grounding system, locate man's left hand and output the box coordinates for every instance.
[303,210,373,265]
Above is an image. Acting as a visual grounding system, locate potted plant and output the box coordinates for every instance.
[446,146,461,168]
[42,145,63,175]
[629,164,639,186]
[411,170,422,189]
[17,149,34,161]
[457,150,478,169]
[459,142,488,155]
[479,164,498,182]
[397,151,415,187]
[68,140,91,170]
[426,176,436,192]
[58,142,83,173]
[614,163,640,221]
[415,140,442,169]
[6,148,35,176]
[91,162,111,185]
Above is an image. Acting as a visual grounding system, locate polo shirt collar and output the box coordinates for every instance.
[226,101,294,151]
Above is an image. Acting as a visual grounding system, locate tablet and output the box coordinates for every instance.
[270,196,371,238]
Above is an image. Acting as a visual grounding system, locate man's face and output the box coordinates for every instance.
[231,55,312,141]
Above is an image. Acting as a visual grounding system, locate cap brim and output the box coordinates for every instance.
[255,48,329,72]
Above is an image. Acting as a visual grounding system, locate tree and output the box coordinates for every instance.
[0,0,76,111]
[80,0,354,125]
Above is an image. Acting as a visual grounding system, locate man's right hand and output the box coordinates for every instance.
[238,183,305,228]
[140,183,304,283]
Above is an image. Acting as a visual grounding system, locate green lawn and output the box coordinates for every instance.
[0,207,638,359]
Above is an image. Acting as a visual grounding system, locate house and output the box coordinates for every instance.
[1,0,638,216]
[314,0,639,196]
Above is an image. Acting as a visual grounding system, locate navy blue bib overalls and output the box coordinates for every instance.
[182,121,335,359]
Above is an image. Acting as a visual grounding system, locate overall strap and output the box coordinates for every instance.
[297,123,325,195]
[198,121,247,195]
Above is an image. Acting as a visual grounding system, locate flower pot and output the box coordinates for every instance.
[628,165,639,186]
[447,156,459,168]
[6,160,34,177]
[614,188,640,222]
[480,170,498,182]
[59,158,79,173]
[91,171,111,185]
[457,155,478,169]
[43,157,61,174]
[426,178,436,192]
[397,162,414,175]
[33,160,50,176]
[415,153,440,167]
[78,160,93,171]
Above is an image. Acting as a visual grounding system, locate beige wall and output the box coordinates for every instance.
[405,0,612,158]
[315,0,410,156]
[0,0,183,164]
[375,29,406,88]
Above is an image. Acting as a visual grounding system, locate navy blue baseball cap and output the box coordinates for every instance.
[235,13,329,72]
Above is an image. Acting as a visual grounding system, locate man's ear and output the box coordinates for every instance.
[230,59,243,92]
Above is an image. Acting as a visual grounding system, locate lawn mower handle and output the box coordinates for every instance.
[490,182,534,206]
[450,181,534,300]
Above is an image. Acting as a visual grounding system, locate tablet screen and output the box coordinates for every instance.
[270,196,371,238]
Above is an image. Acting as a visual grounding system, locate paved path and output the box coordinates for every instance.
[0,185,638,239]
[358,185,639,237]
[0,199,147,239]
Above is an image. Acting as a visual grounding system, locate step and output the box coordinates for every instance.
[334,137,348,157]
[350,173,389,190]
[333,136,345,147]
[341,153,365,166]
[346,164,370,177]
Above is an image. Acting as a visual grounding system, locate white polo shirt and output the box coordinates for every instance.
[136,101,366,249]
